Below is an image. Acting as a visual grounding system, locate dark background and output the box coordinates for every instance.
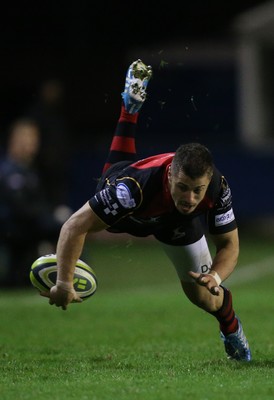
[0,0,263,134]
[1,0,272,219]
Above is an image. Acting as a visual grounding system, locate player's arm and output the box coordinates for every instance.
[189,228,239,295]
[56,202,107,282]
[43,175,142,309]
[41,202,108,310]
[210,228,239,280]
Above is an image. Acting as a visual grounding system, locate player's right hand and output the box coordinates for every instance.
[188,271,221,296]
[40,286,82,310]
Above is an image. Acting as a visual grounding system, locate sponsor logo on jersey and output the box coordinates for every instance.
[116,183,136,209]
[220,186,232,207]
[219,177,232,207]
[103,202,119,216]
[99,189,120,216]
[215,209,235,227]
[99,188,112,207]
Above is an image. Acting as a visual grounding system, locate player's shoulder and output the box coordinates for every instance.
[99,153,174,194]
[208,166,233,207]
[126,153,173,192]
[207,165,220,189]
[131,153,174,170]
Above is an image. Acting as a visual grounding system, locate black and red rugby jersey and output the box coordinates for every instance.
[89,153,237,242]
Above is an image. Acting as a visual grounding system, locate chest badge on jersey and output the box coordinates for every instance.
[116,183,136,209]
[171,227,186,240]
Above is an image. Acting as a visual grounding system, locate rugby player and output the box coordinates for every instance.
[43,60,251,361]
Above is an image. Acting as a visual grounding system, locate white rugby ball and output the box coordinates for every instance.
[30,254,97,300]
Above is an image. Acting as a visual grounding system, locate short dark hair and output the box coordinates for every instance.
[171,143,214,179]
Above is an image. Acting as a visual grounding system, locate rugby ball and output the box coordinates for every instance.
[30,254,97,300]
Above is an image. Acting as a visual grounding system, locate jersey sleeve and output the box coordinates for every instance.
[89,176,143,226]
[207,176,237,234]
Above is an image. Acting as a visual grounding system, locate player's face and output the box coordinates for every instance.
[168,169,211,215]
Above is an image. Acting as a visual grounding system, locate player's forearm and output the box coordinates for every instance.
[211,245,239,282]
[56,221,87,285]
[210,229,239,283]
[55,202,107,286]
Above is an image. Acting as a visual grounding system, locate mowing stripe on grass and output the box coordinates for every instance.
[226,256,274,286]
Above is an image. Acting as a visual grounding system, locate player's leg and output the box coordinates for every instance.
[160,235,251,361]
[161,235,222,311]
[102,59,152,174]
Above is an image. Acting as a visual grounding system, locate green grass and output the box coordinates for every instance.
[1,234,274,399]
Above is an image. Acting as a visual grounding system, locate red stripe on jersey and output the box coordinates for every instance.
[102,162,112,174]
[119,105,139,123]
[132,153,175,169]
[131,154,175,216]
[110,136,136,153]
[134,162,175,217]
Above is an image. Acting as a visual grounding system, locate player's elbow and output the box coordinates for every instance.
[61,213,85,237]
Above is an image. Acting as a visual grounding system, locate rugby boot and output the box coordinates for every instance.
[221,317,252,361]
[121,59,152,114]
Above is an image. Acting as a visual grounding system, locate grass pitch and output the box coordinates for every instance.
[1,233,274,399]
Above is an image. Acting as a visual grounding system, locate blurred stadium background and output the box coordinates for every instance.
[1,0,273,235]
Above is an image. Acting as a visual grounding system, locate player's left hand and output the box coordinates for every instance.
[188,271,221,296]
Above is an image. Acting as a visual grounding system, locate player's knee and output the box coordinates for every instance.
[181,281,222,312]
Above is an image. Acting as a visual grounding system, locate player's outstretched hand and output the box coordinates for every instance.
[40,286,82,310]
[188,271,221,296]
